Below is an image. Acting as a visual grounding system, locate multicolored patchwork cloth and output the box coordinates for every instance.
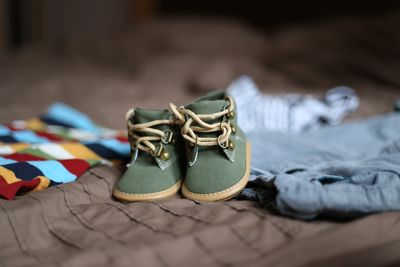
[0,103,130,200]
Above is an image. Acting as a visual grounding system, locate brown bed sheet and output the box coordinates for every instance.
[1,10,400,267]
[1,166,400,267]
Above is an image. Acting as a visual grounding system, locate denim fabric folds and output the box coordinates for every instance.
[240,113,400,220]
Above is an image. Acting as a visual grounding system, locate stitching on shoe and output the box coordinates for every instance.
[183,173,247,197]
[114,181,181,197]
[183,142,250,198]
[156,154,177,171]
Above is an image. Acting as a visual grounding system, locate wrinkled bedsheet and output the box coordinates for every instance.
[1,166,400,267]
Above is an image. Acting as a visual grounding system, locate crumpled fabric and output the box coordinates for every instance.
[0,103,130,200]
[228,75,359,133]
[239,112,400,220]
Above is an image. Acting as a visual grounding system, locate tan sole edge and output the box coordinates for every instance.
[182,142,251,202]
[113,179,182,202]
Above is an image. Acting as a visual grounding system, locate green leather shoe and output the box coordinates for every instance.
[170,91,250,202]
[113,108,185,201]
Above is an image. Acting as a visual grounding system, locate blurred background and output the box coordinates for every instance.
[0,0,399,128]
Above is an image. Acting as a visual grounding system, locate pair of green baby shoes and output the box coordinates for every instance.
[113,91,250,202]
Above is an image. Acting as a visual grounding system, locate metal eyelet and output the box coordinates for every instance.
[217,136,228,149]
[151,144,170,160]
[227,111,235,119]
[151,144,163,157]
[160,149,170,160]
[228,140,235,150]
[161,130,174,144]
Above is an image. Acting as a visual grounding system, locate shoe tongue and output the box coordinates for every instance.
[186,100,227,115]
[133,109,170,124]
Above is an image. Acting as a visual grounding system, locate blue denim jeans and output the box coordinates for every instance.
[239,112,400,220]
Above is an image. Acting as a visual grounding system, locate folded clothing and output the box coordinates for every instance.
[240,112,400,220]
[0,103,130,200]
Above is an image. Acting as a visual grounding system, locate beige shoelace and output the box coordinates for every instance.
[169,96,235,149]
[126,109,175,158]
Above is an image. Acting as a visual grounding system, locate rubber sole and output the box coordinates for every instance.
[181,142,251,202]
[113,179,182,202]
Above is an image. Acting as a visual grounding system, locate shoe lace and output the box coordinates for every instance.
[126,109,175,157]
[169,96,235,148]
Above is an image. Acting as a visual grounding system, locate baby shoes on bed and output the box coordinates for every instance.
[170,91,251,201]
[113,91,250,202]
[113,108,186,201]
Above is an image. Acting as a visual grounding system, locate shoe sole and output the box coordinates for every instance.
[181,142,251,202]
[113,179,182,202]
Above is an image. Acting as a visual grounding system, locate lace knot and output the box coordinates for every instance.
[169,96,235,149]
[127,109,175,159]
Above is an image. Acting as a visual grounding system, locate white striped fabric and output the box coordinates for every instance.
[0,146,14,155]
[34,143,75,159]
[228,75,359,134]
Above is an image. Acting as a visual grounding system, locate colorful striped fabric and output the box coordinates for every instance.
[0,103,130,200]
